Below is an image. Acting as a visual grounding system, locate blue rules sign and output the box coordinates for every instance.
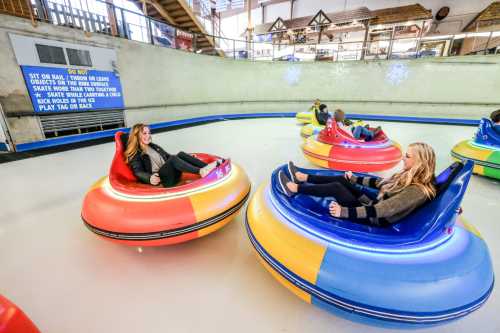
[21,65,125,113]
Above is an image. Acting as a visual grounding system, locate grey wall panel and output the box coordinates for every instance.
[8,33,117,71]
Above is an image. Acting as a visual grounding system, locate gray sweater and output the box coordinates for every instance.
[339,175,429,225]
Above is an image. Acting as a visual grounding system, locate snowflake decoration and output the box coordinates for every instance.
[284,65,301,86]
[386,62,409,86]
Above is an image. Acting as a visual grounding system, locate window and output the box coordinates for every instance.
[36,44,67,65]
[66,48,92,66]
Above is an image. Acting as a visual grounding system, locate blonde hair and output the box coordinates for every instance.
[124,123,149,163]
[379,142,437,199]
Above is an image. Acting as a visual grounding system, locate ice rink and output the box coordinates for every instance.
[0,118,498,333]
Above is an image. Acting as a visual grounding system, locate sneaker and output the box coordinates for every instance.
[199,166,210,177]
[200,162,217,177]
[278,171,294,197]
[287,161,299,183]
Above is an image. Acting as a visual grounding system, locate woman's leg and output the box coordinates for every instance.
[352,126,362,139]
[158,158,182,187]
[177,151,207,168]
[297,181,362,207]
[168,154,205,174]
[353,126,374,140]
[360,127,374,141]
[297,175,363,195]
[306,174,345,184]
[295,174,363,197]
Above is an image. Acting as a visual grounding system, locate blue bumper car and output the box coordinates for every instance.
[246,160,494,326]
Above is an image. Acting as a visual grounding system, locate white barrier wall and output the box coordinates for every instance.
[1,14,500,145]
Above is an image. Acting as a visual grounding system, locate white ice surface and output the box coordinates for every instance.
[0,118,498,333]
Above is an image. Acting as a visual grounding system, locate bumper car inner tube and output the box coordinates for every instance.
[302,120,402,172]
[81,132,251,246]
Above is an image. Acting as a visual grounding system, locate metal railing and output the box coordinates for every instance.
[44,1,110,34]
[23,0,500,61]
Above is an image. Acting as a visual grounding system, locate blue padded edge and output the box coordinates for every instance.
[0,142,8,151]
[15,113,294,152]
[14,112,478,152]
[15,127,128,152]
[348,114,479,126]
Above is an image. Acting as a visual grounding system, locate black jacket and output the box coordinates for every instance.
[315,109,329,125]
[128,143,170,184]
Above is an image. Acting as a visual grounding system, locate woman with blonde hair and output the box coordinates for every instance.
[279,143,437,226]
[125,124,218,187]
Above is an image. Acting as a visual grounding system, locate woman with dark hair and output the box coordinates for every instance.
[315,104,330,125]
[124,124,218,187]
[334,109,381,141]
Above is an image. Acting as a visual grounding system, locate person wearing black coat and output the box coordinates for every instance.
[125,124,217,187]
[315,104,330,125]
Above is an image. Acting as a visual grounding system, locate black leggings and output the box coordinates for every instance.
[158,151,207,187]
[297,175,363,207]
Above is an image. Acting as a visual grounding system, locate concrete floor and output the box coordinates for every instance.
[0,118,498,333]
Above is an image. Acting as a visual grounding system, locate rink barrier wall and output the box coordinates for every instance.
[13,112,479,152]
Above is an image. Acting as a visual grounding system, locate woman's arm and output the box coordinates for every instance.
[129,154,153,184]
[349,174,382,189]
[337,185,427,221]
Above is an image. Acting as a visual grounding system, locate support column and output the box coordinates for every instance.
[360,21,369,60]
[387,25,396,59]
[317,26,323,44]
[246,0,253,54]
[212,11,215,36]
[415,20,425,58]
[484,31,493,54]
[447,35,455,56]
[471,22,479,54]
[105,0,118,36]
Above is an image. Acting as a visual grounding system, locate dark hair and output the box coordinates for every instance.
[491,109,500,123]
[319,104,328,112]
[333,109,345,122]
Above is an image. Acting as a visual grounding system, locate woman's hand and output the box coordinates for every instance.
[344,171,353,180]
[329,202,342,217]
[150,173,161,186]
